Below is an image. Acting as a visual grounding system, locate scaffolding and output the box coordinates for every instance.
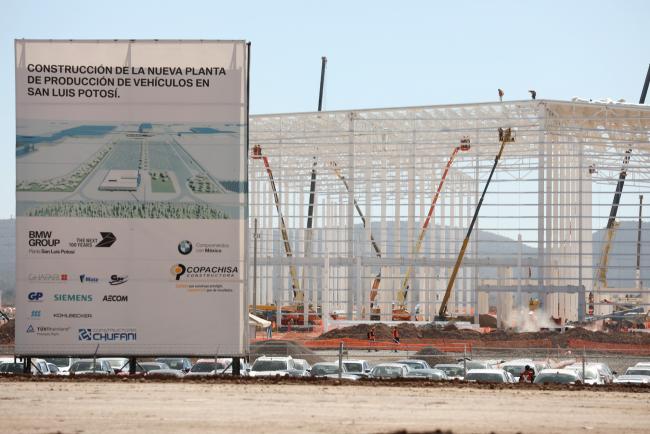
[249,99,650,326]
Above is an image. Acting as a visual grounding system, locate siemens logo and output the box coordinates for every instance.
[54,294,93,302]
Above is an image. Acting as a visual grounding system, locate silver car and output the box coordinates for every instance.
[370,363,409,379]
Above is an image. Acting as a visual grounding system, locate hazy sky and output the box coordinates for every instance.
[1,0,649,219]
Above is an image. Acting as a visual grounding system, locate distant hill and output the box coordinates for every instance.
[0,217,648,308]
[0,219,15,306]
[592,221,650,287]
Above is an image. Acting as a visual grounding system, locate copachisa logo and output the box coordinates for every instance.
[171,264,186,280]
[170,263,239,280]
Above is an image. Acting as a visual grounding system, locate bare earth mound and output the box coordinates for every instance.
[249,339,325,365]
[319,323,650,348]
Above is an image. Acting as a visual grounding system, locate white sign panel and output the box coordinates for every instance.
[15,40,248,356]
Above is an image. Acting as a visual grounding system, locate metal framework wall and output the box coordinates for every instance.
[249,100,650,324]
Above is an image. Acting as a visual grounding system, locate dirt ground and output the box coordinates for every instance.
[1,380,648,434]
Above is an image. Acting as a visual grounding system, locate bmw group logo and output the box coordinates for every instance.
[178,240,192,255]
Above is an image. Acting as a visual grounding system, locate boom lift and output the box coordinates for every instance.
[585,63,649,320]
[251,144,320,326]
[394,136,472,320]
[327,161,384,320]
[588,148,632,315]
[437,128,515,320]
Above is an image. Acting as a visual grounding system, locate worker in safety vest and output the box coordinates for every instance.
[367,325,376,352]
[392,327,400,343]
[519,365,534,383]
[392,327,400,352]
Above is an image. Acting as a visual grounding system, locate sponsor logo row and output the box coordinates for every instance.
[27,231,229,258]
[177,239,230,255]
[25,324,136,341]
[27,231,116,255]
[28,273,128,285]
[27,292,128,303]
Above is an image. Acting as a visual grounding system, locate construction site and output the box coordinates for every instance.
[248,98,650,332]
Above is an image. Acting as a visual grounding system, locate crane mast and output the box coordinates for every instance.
[327,161,383,319]
[589,148,632,315]
[437,128,514,319]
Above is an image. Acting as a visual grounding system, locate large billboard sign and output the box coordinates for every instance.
[15,40,248,356]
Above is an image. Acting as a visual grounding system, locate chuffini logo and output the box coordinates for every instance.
[95,232,116,248]
[178,240,192,255]
[171,264,186,280]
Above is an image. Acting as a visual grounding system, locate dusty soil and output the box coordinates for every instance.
[250,339,325,364]
[0,319,15,344]
[1,379,648,434]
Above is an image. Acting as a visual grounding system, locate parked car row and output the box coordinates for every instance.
[1,356,649,385]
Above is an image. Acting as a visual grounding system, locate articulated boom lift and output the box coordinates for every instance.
[394,136,472,320]
[251,144,302,303]
[327,161,384,320]
[437,128,514,320]
[588,148,632,316]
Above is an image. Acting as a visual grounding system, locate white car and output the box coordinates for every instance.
[98,357,130,374]
[397,359,431,370]
[613,375,650,385]
[623,366,650,377]
[434,363,465,380]
[310,362,359,380]
[69,359,113,375]
[534,369,582,385]
[31,358,52,375]
[501,359,538,382]
[45,357,79,376]
[342,360,372,377]
[465,368,511,383]
[185,359,230,377]
[249,356,303,377]
[292,359,311,377]
[566,364,605,385]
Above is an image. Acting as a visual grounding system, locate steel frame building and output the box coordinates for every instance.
[249,100,650,326]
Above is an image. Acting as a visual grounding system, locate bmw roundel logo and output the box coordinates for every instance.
[178,240,192,255]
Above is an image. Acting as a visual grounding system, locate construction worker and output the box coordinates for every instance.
[367,325,376,352]
[519,365,534,383]
[267,322,273,339]
[392,327,400,344]
[392,326,400,352]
